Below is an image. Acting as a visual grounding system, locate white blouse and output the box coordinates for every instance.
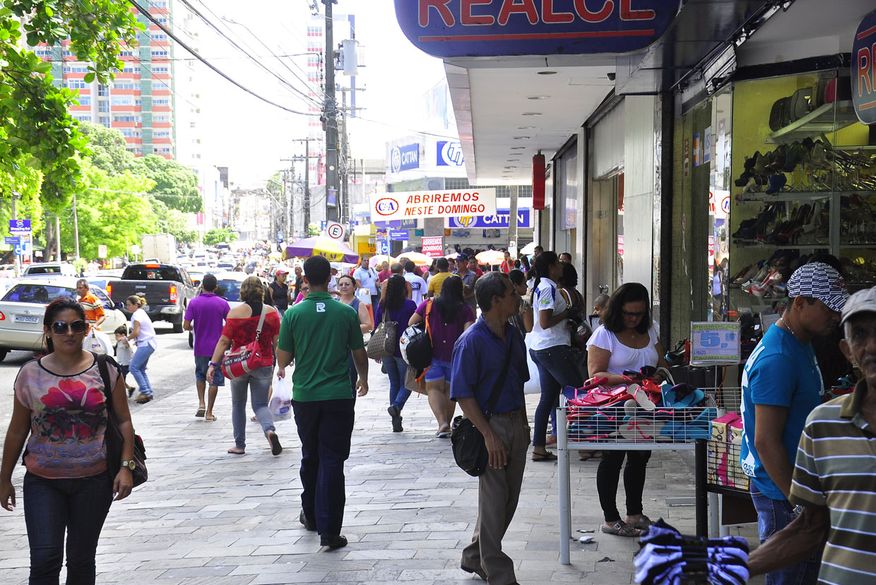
[586,323,659,375]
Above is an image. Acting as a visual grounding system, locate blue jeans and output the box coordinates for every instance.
[129,343,155,396]
[383,355,411,411]
[750,487,820,585]
[293,398,356,537]
[23,471,113,585]
[230,365,275,449]
[530,345,583,447]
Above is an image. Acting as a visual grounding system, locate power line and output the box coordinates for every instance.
[176,0,321,109]
[126,0,318,117]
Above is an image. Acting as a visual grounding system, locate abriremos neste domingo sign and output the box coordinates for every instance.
[394,0,680,58]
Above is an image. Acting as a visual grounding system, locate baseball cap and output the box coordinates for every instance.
[841,286,876,325]
[787,261,848,313]
[274,266,289,276]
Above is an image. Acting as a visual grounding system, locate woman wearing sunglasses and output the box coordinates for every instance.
[586,282,669,537]
[125,295,158,404]
[0,298,135,584]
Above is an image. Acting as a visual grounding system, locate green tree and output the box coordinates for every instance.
[80,121,133,175]
[204,227,238,246]
[61,160,158,259]
[0,1,141,209]
[131,154,202,213]
[150,198,198,244]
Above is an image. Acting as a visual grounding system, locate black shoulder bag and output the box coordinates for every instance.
[96,353,148,487]
[450,334,514,477]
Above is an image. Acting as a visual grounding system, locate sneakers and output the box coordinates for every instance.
[134,393,153,404]
[387,405,403,432]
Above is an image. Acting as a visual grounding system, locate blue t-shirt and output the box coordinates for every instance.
[740,325,822,500]
[450,318,528,414]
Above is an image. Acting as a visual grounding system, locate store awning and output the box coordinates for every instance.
[435,0,780,184]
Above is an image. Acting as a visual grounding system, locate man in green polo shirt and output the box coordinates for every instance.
[277,255,368,551]
[749,287,876,584]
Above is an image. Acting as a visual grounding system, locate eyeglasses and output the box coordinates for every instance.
[51,320,88,335]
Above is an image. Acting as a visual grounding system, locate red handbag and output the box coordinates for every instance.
[220,307,273,380]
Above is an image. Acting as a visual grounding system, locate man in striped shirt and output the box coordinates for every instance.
[749,287,876,584]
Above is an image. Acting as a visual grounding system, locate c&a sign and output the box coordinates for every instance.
[853,9,876,125]
[394,0,680,58]
[370,188,497,222]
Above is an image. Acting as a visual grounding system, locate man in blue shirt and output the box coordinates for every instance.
[451,272,528,585]
[740,261,847,585]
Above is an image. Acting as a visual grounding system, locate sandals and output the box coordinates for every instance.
[601,521,643,537]
[267,431,282,456]
[204,414,217,422]
[227,447,245,455]
[195,408,206,418]
[531,450,557,462]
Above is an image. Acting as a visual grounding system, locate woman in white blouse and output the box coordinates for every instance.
[586,283,668,538]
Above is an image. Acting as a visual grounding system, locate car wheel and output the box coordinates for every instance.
[188,332,194,348]
[173,320,184,334]
[0,349,7,362]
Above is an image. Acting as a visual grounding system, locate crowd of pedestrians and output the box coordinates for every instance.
[4,242,876,585]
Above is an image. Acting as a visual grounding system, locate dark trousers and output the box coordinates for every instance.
[530,346,583,447]
[293,398,356,537]
[23,472,113,585]
[596,450,651,522]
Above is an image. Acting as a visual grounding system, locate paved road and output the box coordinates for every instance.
[0,337,760,584]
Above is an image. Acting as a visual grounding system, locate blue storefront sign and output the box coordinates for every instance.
[852,10,876,125]
[389,229,409,241]
[394,0,680,58]
[9,218,30,233]
[437,141,465,167]
[374,219,417,230]
[446,209,532,229]
[390,143,420,173]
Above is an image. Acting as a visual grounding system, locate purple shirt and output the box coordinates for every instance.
[184,292,230,356]
[415,299,476,362]
[374,299,418,358]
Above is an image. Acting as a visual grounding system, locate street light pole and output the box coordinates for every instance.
[323,0,339,222]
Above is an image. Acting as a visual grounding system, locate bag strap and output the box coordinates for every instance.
[94,352,115,411]
[485,330,514,417]
[425,300,433,339]
[254,305,268,341]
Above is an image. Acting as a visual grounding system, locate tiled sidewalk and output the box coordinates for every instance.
[0,370,715,584]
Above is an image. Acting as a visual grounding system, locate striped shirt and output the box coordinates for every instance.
[790,381,876,585]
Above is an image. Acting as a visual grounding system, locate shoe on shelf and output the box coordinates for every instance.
[320,534,348,549]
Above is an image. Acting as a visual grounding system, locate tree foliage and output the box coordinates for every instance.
[151,198,198,244]
[0,1,141,209]
[204,227,237,246]
[131,154,202,213]
[80,121,133,175]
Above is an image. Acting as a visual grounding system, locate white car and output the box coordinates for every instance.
[213,272,248,309]
[0,278,128,361]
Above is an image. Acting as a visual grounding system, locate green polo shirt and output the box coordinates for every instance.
[790,381,876,584]
[278,292,364,402]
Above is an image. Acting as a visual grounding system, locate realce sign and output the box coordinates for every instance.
[394,0,680,58]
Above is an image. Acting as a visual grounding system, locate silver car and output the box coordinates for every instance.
[0,278,128,362]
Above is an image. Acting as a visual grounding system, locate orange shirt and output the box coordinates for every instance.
[79,292,105,325]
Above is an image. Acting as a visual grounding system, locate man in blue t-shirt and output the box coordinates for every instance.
[450,272,529,585]
[740,261,847,585]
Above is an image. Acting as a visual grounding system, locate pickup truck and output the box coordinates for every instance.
[106,263,197,332]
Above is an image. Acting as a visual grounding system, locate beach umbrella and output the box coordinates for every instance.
[519,242,538,255]
[398,251,432,267]
[286,236,359,264]
[476,250,505,266]
[369,254,394,269]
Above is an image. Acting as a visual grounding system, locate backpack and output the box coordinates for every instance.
[400,300,433,371]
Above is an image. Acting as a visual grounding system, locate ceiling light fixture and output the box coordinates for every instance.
[538,70,557,75]
[510,146,526,150]
[527,96,548,100]
[512,136,531,140]
[521,112,542,116]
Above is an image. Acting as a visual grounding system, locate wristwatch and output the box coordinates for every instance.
[121,459,136,471]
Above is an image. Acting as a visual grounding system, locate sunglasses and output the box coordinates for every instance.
[51,320,88,335]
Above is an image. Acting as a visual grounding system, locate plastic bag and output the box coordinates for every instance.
[83,330,111,355]
[269,374,293,420]
[523,335,541,395]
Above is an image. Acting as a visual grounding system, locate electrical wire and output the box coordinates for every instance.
[126,0,318,117]
[176,0,322,109]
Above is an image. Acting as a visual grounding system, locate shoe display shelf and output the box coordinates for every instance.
[766,100,858,144]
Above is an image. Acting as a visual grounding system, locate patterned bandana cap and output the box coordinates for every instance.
[786,261,848,313]
[841,286,876,325]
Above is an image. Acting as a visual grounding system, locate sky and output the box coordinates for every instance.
[184,0,448,187]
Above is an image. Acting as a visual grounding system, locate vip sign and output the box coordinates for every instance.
[370,188,497,222]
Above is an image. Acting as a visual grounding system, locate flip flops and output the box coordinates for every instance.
[195,408,206,418]
[532,450,558,462]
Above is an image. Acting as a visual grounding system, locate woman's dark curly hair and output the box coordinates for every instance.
[602,282,651,334]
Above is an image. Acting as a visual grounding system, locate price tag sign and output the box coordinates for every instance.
[690,322,741,365]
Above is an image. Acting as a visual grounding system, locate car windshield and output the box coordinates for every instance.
[216,279,242,302]
[26,266,64,274]
[2,284,75,304]
[123,266,181,280]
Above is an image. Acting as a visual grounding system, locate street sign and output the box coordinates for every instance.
[13,244,22,255]
[690,322,741,366]
[389,229,408,241]
[4,236,19,245]
[9,218,30,233]
[325,221,345,240]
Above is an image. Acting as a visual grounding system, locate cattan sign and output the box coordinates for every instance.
[394,0,680,58]
[370,188,497,222]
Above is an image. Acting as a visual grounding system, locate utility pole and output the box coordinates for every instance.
[339,88,349,224]
[287,138,319,236]
[322,0,339,222]
[283,165,292,244]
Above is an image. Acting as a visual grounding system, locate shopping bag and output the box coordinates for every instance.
[523,336,541,395]
[269,374,293,420]
[83,329,111,355]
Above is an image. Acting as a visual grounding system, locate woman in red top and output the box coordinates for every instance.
[207,276,282,456]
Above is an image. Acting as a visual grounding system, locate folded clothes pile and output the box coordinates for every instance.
[634,519,749,585]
